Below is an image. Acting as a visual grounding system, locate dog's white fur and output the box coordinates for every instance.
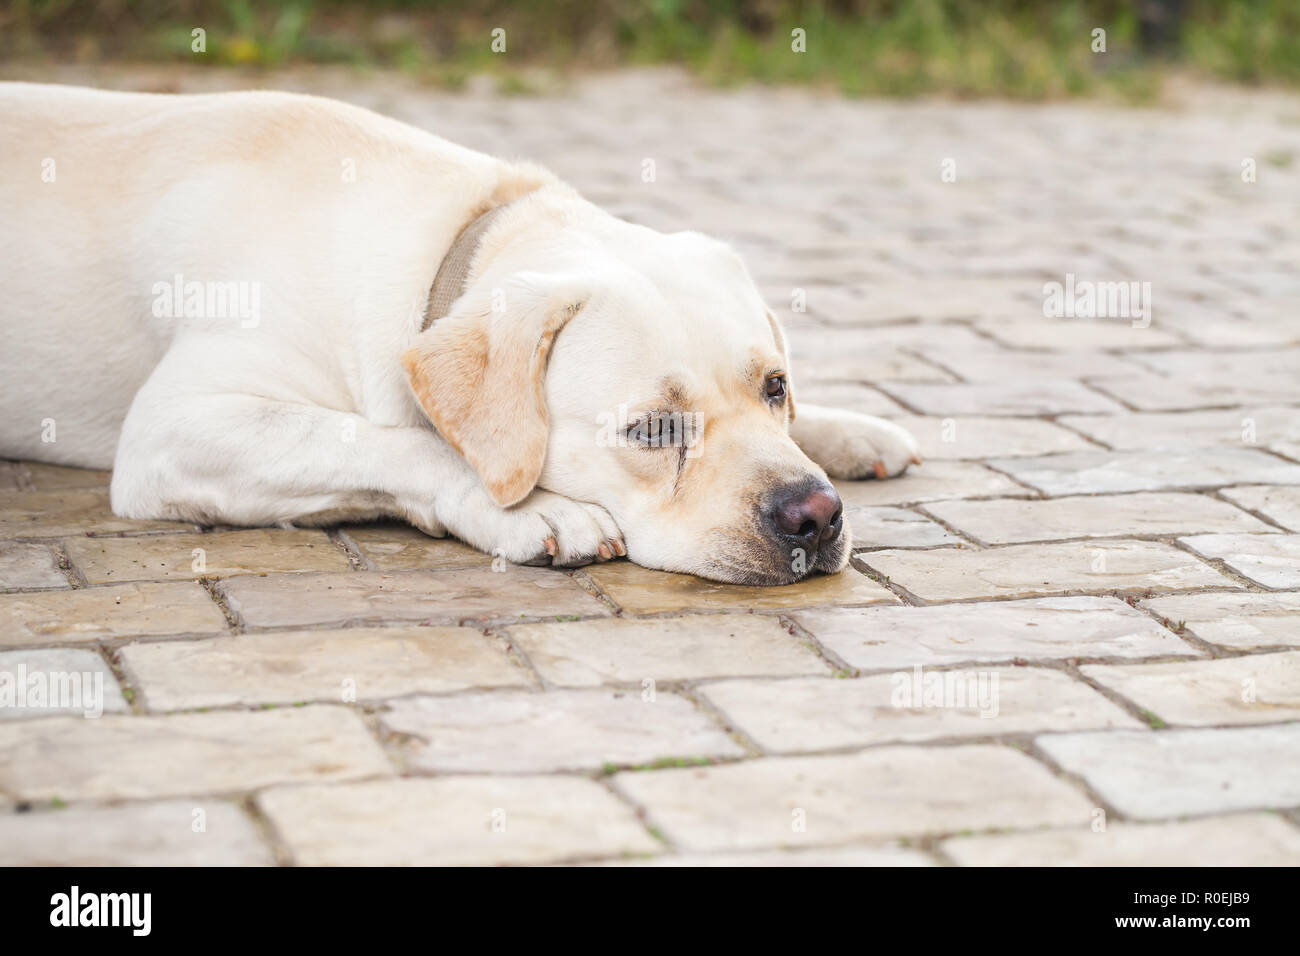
[0,83,919,584]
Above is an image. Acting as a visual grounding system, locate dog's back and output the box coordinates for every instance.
[0,83,502,468]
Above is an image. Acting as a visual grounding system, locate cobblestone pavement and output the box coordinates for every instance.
[3,66,1300,865]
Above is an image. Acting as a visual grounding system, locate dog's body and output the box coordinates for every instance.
[0,83,919,584]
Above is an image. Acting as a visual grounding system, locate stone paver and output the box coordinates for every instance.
[859,540,1237,602]
[881,381,1125,416]
[121,626,528,710]
[0,581,228,647]
[614,745,1093,851]
[0,647,128,720]
[794,382,909,417]
[1060,407,1300,451]
[1179,533,1300,589]
[793,597,1198,669]
[988,448,1300,496]
[846,506,961,549]
[1,67,1297,865]
[942,813,1300,867]
[64,529,352,582]
[582,562,896,614]
[259,776,660,865]
[1037,723,1300,818]
[611,845,935,866]
[1220,485,1300,531]
[833,461,1028,508]
[1142,591,1300,649]
[0,705,392,801]
[882,415,1094,460]
[0,489,191,538]
[20,463,112,490]
[972,317,1186,351]
[380,689,743,772]
[0,541,69,589]
[1089,371,1300,411]
[700,669,1140,752]
[341,523,494,570]
[219,567,610,628]
[506,614,830,687]
[1081,652,1300,727]
[926,492,1275,545]
[916,345,1142,383]
[0,800,276,866]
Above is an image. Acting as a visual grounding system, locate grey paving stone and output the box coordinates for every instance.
[506,614,830,687]
[881,415,1094,460]
[1089,372,1300,411]
[973,317,1186,351]
[847,506,961,549]
[582,561,896,614]
[64,529,352,582]
[0,800,275,866]
[380,689,743,772]
[880,381,1124,416]
[1220,485,1300,531]
[1060,406,1300,451]
[0,541,69,589]
[834,461,1029,508]
[792,382,908,417]
[1037,723,1300,818]
[21,463,112,490]
[259,775,660,865]
[0,705,392,801]
[926,492,1275,545]
[0,581,229,647]
[0,489,191,538]
[0,647,128,720]
[1179,533,1300,589]
[1142,591,1300,649]
[916,345,1143,382]
[942,813,1300,866]
[121,626,528,710]
[988,448,1300,496]
[699,669,1139,752]
[605,845,935,866]
[859,540,1237,602]
[341,523,494,570]
[793,597,1198,669]
[1082,652,1300,727]
[218,568,611,628]
[613,745,1093,851]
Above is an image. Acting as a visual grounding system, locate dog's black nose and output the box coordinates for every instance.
[769,482,843,548]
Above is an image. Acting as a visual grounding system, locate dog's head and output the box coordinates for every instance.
[403,204,847,584]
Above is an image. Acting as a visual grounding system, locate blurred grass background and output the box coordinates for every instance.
[2,0,1298,101]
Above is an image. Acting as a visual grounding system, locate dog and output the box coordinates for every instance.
[0,83,920,585]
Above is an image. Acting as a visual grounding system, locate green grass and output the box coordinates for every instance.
[3,1,1299,101]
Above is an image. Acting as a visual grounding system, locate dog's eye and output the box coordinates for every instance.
[765,375,787,401]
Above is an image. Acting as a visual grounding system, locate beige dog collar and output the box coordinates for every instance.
[421,201,515,332]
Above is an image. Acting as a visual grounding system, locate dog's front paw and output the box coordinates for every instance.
[796,408,921,480]
[445,488,625,568]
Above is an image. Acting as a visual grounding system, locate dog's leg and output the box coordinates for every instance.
[111,372,622,567]
[789,403,921,480]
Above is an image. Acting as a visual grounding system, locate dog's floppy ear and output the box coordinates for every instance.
[766,308,797,423]
[403,273,588,507]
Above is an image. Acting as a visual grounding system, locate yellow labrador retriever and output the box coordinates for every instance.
[0,83,919,585]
